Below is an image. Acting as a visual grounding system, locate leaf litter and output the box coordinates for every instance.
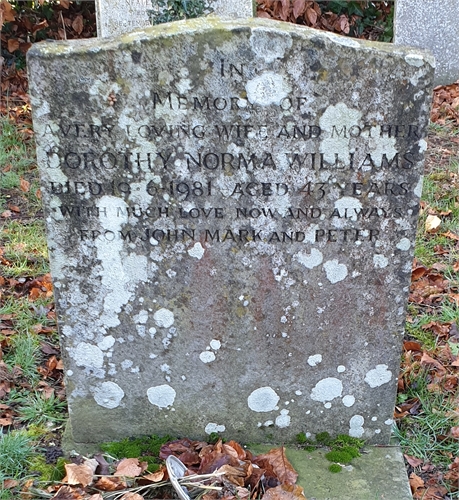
[25,438,307,500]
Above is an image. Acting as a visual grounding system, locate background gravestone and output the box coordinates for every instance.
[27,17,434,449]
[96,0,255,37]
[394,0,459,86]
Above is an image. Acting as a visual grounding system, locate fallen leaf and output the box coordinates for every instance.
[262,484,306,500]
[72,14,83,34]
[420,352,446,376]
[87,495,103,500]
[442,230,459,241]
[94,476,127,491]
[292,0,306,19]
[63,463,94,487]
[51,485,85,500]
[1,479,18,489]
[409,472,424,492]
[425,214,441,233]
[143,468,166,483]
[7,38,19,53]
[254,447,297,485]
[19,177,30,192]
[405,454,424,468]
[404,341,422,352]
[119,493,144,500]
[115,458,143,477]
[451,426,459,438]
[59,0,70,8]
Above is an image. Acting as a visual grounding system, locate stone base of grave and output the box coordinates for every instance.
[250,444,412,500]
[64,422,412,500]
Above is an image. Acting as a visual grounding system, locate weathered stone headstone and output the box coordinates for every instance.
[96,0,255,37]
[28,18,434,450]
[394,0,459,85]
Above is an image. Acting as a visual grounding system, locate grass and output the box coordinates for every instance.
[0,117,41,216]
[394,373,459,468]
[3,333,41,385]
[0,431,33,481]
[17,392,67,426]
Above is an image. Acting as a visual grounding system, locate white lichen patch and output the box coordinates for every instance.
[396,238,411,251]
[205,423,226,434]
[319,103,362,163]
[209,339,221,350]
[404,53,425,67]
[250,28,292,63]
[275,409,291,428]
[307,354,322,367]
[365,364,392,388]
[333,197,362,222]
[342,395,355,407]
[134,310,148,324]
[96,196,148,328]
[147,384,176,408]
[97,335,115,351]
[188,242,205,260]
[349,415,364,438]
[310,378,343,403]
[323,260,348,284]
[246,72,290,106]
[414,176,424,198]
[295,249,323,269]
[337,365,346,373]
[153,308,174,328]
[373,254,389,269]
[73,342,104,369]
[248,387,280,412]
[199,351,216,363]
[93,381,124,409]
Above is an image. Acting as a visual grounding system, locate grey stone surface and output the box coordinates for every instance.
[27,17,434,448]
[96,0,255,37]
[250,444,412,500]
[394,0,459,85]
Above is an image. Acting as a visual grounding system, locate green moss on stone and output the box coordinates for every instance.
[328,463,342,473]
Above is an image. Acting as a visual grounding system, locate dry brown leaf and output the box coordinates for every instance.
[404,454,423,468]
[51,485,85,500]
[1,479,18,489]
[143,468,166,482]
[59,0,70,8]
[292,0,306,19]
[262,484,306,500]
[72,14,83,35]
[450,426,459,438]
[409,472,424,492]
[420,352,446,375]
[94,476,127,491]
[87,495,104,500]
[63,463,94,487]
[19,177,30,192]
[1,0,16,26]
[442,230,459,241]
[120,493,145,500]
[254,447,297,485]
[115,458,143,477]
[425,214,441,233]
[7,38,20,53]
[305,6,317,25]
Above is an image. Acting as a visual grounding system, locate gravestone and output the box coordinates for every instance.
[394,0,459,85]
[96,0,255,37]
[27,17,434,450]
